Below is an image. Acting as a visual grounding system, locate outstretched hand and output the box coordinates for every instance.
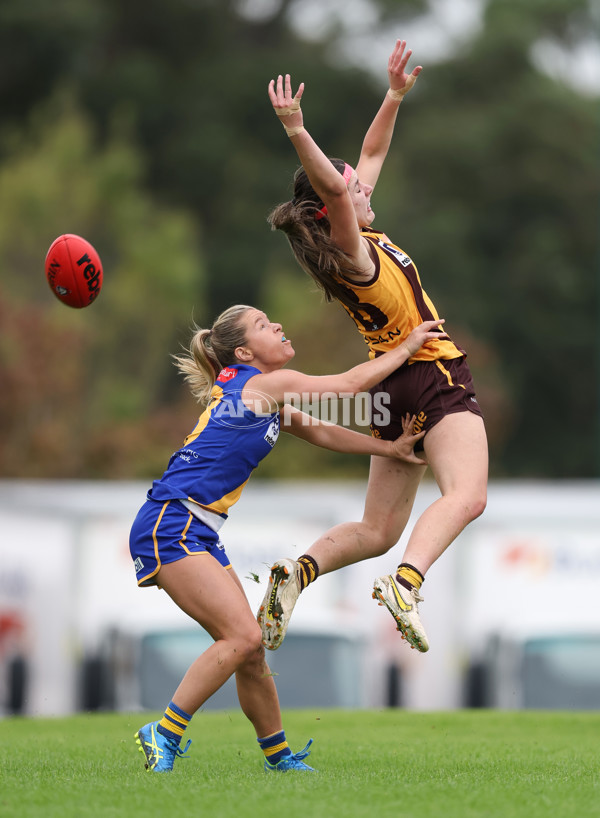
[388,413,427,465]
[388,39,422,97]
[268,74,305,129]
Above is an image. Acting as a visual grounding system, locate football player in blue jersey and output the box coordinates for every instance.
[131,303,445,773]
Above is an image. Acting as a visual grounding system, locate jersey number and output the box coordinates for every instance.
[338,284,389,332]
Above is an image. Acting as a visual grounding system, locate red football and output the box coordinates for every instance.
[45,234,103,308]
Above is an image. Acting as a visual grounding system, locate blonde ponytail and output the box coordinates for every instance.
[173,305,252,406]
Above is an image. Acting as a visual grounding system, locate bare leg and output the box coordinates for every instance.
[229,571,283,737]
[305,412,487,578]
[305,457,425,573]
[370,412,487,651]
[157,555,282,738]
[401,412,488,574]
[258,411,487,653]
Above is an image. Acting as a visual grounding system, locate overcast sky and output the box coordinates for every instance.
[238,0,600,96]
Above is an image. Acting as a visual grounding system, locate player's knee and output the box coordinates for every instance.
[234,642,267,680]
[247,625,264,656]
[233,623,264,663]
[370,538,397,558]
[464,487,487,523]
[474,491,487,520]
[359,520,402,557]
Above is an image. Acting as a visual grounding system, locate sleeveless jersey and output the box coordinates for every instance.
[335,227,463,363]
[148,364,279,523]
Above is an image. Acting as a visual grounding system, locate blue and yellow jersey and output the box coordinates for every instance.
[148,364,279,524]
[335,228,463,363]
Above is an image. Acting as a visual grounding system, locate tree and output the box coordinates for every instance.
[0,95,203,476]
[380,0,600,475]
[0,0,597,477]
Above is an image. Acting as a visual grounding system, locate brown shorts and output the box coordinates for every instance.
[369,356,483,450]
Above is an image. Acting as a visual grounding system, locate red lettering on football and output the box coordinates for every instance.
[45,234,103,309]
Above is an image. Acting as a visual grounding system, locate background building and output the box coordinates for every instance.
[1,478,599,716]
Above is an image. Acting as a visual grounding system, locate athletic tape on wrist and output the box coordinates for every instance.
[387,88,407,102]
[275,98,301,117]
[284,125,305,137]
[387,73,418,102]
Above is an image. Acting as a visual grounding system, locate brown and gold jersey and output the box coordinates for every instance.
[335,228,463,362]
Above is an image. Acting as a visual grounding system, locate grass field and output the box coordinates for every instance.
[1,709,599,818]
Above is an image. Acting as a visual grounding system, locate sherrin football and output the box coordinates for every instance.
[45,233,103,308]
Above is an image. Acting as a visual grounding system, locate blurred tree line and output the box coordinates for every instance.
[0,0,597,480]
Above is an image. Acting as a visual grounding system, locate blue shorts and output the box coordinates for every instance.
[129,498,231,587]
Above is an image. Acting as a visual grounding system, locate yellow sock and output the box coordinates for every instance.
[297,554,319,591]
[257,730,291,765]
[396,563,424,591]
[158,701,192,744]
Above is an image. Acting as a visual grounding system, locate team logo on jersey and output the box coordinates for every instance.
[218,367,238,382]
[378,240,412,267]
[211,388,279,429]
[264,415,280,448]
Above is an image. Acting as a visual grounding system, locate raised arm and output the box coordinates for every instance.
[268,74,369,268]
[355,39,422,189]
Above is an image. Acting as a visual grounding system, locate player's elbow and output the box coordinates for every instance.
[342,375,365,397]
[324,182,350,203]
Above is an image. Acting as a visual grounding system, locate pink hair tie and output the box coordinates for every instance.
[314,163,354,220]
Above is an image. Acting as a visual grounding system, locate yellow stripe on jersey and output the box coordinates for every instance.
[201,478,250,516]
[183,386,224,446]
[180,384,249,517]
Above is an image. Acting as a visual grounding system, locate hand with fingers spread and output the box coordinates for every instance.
[388,413,428,465]
[387,38,422,101]
[268,74,305,136]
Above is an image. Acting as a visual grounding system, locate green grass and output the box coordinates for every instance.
[1,709,599,818]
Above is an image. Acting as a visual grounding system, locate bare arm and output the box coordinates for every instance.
[247,319,446,407]
[356,39,422,188]
[268,74,370,268]
[283,407,427,465]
